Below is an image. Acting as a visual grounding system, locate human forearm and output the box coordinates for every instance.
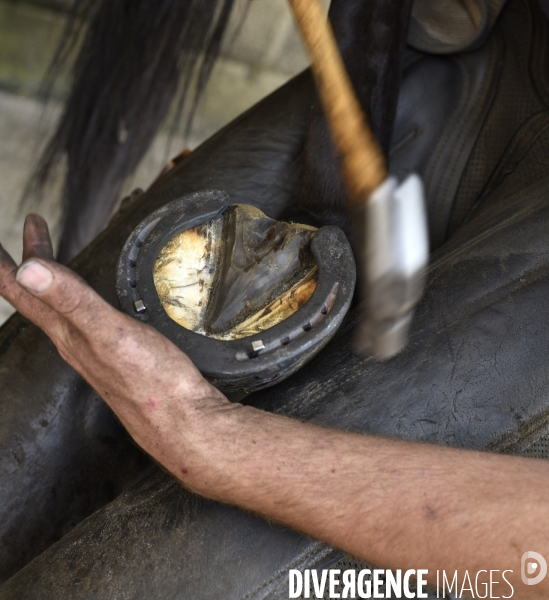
[176,400,549,597]
[4,215,548,599]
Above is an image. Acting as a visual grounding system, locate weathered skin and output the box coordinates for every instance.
[0,74,316,582]
[1,139,549,600]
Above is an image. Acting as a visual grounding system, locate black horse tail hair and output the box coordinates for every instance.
[29,0,238,262]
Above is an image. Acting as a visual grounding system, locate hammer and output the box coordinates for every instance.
[287,0,429,359]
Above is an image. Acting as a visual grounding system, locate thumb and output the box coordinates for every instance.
[16,259,114,332]
[16,260,53,293]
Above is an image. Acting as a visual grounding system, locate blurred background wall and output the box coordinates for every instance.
[0,0,310,322]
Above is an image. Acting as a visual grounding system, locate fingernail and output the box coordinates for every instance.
[16,261,53,293]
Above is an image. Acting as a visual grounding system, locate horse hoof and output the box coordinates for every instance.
[116,190,356,393]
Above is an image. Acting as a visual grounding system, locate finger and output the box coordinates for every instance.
[0,244,58,330]
[16,258,121,335]
[15,256,208,394]
[23,214,54,262]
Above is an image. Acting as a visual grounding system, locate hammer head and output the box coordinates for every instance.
[353,174,428,359]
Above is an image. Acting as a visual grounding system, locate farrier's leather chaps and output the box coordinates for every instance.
[2,0,549,596]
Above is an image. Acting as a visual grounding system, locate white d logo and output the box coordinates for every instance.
[522,552,548,586]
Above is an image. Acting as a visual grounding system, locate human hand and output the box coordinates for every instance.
[3,220,549,599]
[0,214,230,476]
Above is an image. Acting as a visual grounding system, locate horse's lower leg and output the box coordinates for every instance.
[282,0,415,232]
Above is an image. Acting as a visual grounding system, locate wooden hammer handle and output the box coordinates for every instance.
[287,0,388,210]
